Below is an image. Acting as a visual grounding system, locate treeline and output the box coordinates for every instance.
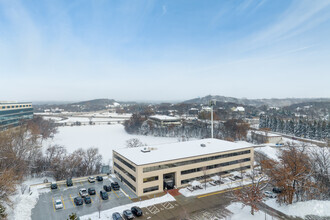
[0,117,102,218]
[259,115,329,140]
[260,144,330,204]
[124,113,249,141]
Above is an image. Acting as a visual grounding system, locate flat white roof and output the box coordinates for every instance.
[114,138,253,166]
[253,131,281,137]
[149,115,180,121]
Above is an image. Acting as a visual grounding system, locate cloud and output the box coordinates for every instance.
[162,5,167,15]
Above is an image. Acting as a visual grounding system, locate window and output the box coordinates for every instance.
[143,176,159,183]
[143,150,251,173]
[114,170,136,192]
[113,162,136,182]
[143,186,159,193]
[114,154,136,172]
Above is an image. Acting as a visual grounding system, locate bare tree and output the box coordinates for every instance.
[126,138,145,148]
[202,166,208,190]
[232,168,268,215]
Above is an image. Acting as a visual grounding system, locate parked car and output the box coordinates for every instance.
[112,212,123,220]
[273,187,282,194]
[96,176,103,181]
[103,185,111,192]
[84,196,92,204]
[88,187,96,195]
[123,209,134,219]
[54,199,63,210]
[131,206,143,217]
[88,176,95,183]
[100,190,108,200]
[79,188,88,197]
[74,197,83,206]
[50,182,58,189]
[66,178,73,187]
[264,191,276,198]
[111,182,120,190]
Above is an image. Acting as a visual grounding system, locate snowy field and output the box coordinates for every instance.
[44,124,179,162]
[226,202,272,220]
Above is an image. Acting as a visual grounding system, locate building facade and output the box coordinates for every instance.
[113,139,254,197]
[148,115,182,126]
[0,102,33,130]
[251,131,282,144]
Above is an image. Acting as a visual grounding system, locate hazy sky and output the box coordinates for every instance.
[1,0,330,102]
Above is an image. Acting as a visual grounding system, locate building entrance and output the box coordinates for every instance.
[163,172,175,190]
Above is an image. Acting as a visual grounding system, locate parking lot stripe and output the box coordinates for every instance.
[61,196,66,209]
[70,194,76,207]
[52,198,56,212]
[80,181,83,185]
[96,192,102,201]
[120,188,131,200]
[113,190,119,198]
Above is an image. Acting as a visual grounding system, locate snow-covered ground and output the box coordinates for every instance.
[265,199,330,218]
[6,177,53,220]
[44,124,179,162]
[80,193,176,220]
[226,202,272,220]
[255,145,280,161]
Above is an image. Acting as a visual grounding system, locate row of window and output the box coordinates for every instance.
[181,158,251,175]
[1,104,32,109]
[0,109,34,117]
[114,154,136,172]
[113,162,136,182]
[143,176,159,183]
[114,170,136,192]
[143,185,159,193]
[180,165,251,185]
[143,150,251,173]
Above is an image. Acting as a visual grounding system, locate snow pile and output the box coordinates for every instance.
[227,202,272,220]
[80,193,176,220]
[255,146,280,161]
[265,199,330,218]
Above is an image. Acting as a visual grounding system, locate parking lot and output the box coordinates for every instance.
[31,176,137,220]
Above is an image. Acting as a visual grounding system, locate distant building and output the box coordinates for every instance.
[113,138,254,197]
[231,106,245,112]
[0,101,33,130]
[188,108,199,115]
[251,131,282,144]
[149,115,181,126]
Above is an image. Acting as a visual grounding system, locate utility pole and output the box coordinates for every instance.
[210,99,216,138]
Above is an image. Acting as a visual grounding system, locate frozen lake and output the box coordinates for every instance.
[44,124,179,162]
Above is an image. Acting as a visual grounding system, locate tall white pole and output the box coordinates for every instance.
[211,104,214,138]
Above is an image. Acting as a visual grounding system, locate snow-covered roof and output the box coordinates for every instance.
[252,131,281,137]
[149,115,180,121]
[114,138,254,166]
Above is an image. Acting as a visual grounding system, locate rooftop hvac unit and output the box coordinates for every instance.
[141,147,151,153]
[200,144,206,147]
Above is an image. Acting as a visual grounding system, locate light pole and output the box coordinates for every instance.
[210,99,216,138]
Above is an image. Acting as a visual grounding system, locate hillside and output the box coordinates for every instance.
[183,95,330,107]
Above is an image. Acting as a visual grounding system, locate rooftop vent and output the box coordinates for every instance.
[200,144,206,147]
[141,147,151,153]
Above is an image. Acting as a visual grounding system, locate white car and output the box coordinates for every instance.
[264,191,276,198]
[88,176,95,183]
[79,188,88,197]
[54,199,63,210]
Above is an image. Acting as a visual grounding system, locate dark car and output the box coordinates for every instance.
[131,206,143,217]
[84,196,92,204]
[88,187,96,195]
[103,185,111,192]
[50,183,58,189]
[273,187,282,194]
[111,182,120,191]
[66,178,73,187]
[112,212,123,220]
[100,190,108,200]
[74,197,83,206]
[96,176,103,181]
[123,209,134,219]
